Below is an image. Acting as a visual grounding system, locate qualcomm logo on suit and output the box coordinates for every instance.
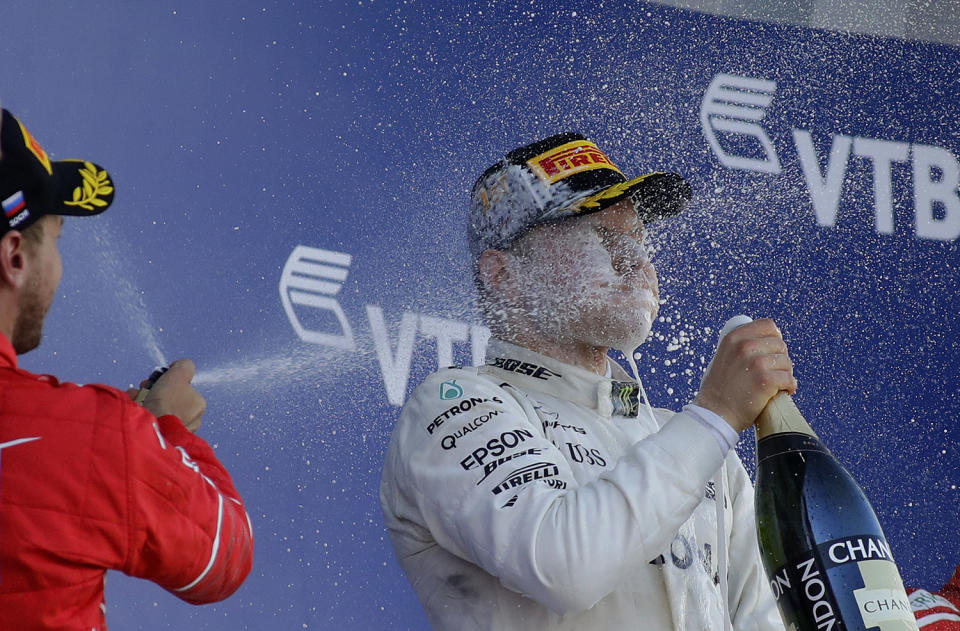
[278,245,490,406]
[700,73,960,241]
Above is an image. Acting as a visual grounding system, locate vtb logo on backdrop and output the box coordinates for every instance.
[279,246,490,406]
[700,73,960,241]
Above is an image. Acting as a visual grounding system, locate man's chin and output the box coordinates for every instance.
[12,335,41,355]
[11,322,44,355]
[608,289,658,313]
[566,294,658,353]
[608,328,653,358]
[604,308,657,357]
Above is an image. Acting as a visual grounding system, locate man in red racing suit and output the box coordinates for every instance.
[910,566,960,630]
[0,107,253,629]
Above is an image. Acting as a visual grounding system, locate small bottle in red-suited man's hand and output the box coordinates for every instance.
[134,366,169,404]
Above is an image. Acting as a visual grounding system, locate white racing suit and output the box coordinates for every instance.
[380,338,784,630]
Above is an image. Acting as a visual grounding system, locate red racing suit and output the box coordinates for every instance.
[0,334,253,630]
[910,566,960,630]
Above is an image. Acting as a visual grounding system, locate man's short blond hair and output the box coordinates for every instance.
[19,217,47,251]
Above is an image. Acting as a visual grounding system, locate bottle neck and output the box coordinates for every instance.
[755,392,819,441]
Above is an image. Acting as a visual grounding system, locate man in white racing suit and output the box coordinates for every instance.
[380,132,795,630]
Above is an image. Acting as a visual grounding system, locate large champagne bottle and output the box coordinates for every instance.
[754,380,918,630]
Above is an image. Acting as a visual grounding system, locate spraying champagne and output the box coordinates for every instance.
[134,366,169,404]
[721,316,918,631]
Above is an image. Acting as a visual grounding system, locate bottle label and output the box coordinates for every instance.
[757,432,831,463]
[769,549,846,630]
[853,560,917,629]
[769,534,918,630]
[821,535,895,568]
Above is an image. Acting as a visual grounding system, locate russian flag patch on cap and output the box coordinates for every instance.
[2,191,26,219]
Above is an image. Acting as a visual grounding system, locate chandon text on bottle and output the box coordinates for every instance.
[754,394,917,631]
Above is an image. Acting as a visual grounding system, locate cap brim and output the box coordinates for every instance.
[572,172,691,222]
[51,159,115,216]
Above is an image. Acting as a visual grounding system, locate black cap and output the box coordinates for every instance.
[0,108,115,235]
[468,132,691,257]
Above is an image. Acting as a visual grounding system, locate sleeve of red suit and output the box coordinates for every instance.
[119,398,254,604]
[944,566,960,604]
[909,566,960,630]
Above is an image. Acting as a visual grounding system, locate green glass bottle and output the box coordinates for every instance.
[754,393,918,630]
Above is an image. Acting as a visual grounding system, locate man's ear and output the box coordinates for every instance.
[477,249,511,295]
[0,231,28,290]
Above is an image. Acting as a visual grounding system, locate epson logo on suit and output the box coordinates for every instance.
[701,73,960,241]
[456,429,535,469]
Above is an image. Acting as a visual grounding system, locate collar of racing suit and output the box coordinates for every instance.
[0,331,17,369]
[480,338,639,418]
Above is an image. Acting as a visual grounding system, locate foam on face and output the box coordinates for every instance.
[507,214,659,353]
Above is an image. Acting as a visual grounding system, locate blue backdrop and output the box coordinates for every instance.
[1,1,956,629]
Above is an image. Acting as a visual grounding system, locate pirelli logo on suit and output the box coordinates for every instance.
[490,462,566,495]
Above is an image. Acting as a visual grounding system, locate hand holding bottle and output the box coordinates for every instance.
[128,360,206,433]
[693,317,798,433]
[720,314,923,631]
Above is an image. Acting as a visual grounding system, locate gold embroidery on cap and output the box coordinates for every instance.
[576,175,650,212]
[65,162,113,211]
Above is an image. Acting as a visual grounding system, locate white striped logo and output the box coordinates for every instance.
[700,73,781,174]
[279,246,356,350]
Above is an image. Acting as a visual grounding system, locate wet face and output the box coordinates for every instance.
[507,199,659,352]
[12,216,63,354]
